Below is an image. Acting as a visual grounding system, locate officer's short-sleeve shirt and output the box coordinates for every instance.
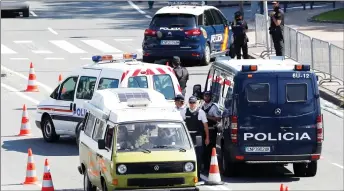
[270,9,284,28]
[202,103,222,118]
[181,108,208,123]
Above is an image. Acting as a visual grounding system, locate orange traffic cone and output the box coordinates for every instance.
[280,184,284,191]
[23,148,38,184]
[58,74,62,84]
[18,104,32,136]
[41,159,54,191]
[25,62,39,92]
[205,148,224,185]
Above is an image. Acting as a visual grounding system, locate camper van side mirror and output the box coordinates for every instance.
[195,136,202,147]
[193,84,202,98]
[98,139,106,150]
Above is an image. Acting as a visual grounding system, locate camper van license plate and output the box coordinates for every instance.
[161,40,180,45]
[245,146,271,152]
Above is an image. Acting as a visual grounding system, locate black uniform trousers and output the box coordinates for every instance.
[234,36,249,59]
[271,28,284,56]
[190,132,204,179]
[203,128,218,172]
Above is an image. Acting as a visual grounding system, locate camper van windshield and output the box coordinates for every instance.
[116,122,192,152]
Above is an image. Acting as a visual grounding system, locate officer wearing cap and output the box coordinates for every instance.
[231,11,249,59]
[269,1,285,56]
[172,56,189,96]
[174,94,186,112]
[200,91,222,172]
[181,96,209,180]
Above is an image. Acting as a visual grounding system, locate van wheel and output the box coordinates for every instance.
[22,8,29,17]
[75,120,84,146]
[293,161,317,177]
[220,149,238,177]
[200,44,211,66]
[42,116,60,142]
[84,172,96,191]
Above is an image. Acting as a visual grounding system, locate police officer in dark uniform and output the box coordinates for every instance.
[172,56,189,96]
[231,11,249,59]
[181,96,209,180]
[269,1,285,56]
[200,91,222,172]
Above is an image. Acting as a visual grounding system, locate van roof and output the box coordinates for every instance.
[155,5,216,16]
[84,88,182,123]
[214,59,312,73]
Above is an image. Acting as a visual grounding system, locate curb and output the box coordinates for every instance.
[247,53,344,108]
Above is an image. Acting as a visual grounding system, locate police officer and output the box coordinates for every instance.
[181,96,209,180]
[231,11,249,59]
[200,91,222,172]
[269,1,285,56]
[172,56,189,96]
[174,94,186,112]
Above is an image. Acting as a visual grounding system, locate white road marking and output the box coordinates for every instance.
[80,57,91,60]
[128,1,146,14]
[14,40,33,44]
[50,40,86,53]
[331,163,344,169]
[44,57,65,60]
[32,50,52,54]
[1,44,17,54]
[114,39,133,41]
[10,58,29,60]
[81,40,122,53]
[1,83,39,104]
[14,41,52,54]
[1,65,53,93]
[47,27,58,35]
[145,15,152,19]
[136,49,142,52]
[30,11,38,17]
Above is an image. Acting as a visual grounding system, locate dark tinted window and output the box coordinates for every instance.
[128,76,148,88]
[150,14,197,28]
[246,83,269,102]
[210,9,223,25]
[286,83,307,102]
[98,78,119,90]
[153,74,175,100]
[204,10,215,25]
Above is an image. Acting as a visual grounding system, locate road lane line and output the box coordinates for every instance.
[30,11,38,17]
[1,44,17,54]
[1,83,39,104]
[44,57,65,60]
[145,15,152,19]
[50,40,86,53]
[114,39,133,41]
[128,1,146,14]
[332,163,344,169]
[10,58,29,60]
[14,41,53,54]
[81,40,122,53]
[47,27,58,35]
[1,65,53,93]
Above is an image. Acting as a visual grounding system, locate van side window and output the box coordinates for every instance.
[104,126,114,150]
[211,69,222,103]
[128,76,148,88]
[198,14,204,26]
[98,78,119,90]
[204,10,215,26]
[246,83,270,102]
[286,83,307,102]
[205,68,215,92]
[76,76,97,100]
[92,119,106,140]
[223,75,234,109]
[153,74,175,100]
[84,114,96,137]
[58,76,78,101]
[50,85,60,99]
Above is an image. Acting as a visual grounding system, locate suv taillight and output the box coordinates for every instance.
[144,29,156,36]
[230,116,238,143]
[185,28,202,36]
[317,115,323,143]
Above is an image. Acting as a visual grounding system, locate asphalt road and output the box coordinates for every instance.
[1,1,343,191]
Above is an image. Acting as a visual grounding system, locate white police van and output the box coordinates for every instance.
[35,53,182,143]
[193,58,324,177]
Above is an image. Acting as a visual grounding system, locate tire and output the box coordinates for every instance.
[200,43,211,66]
[220,148,239,177]
[22,8,29,17]
[41,116,60,142]
[75,120,84,146]
[83,172,97,191]
[293,161,317,177]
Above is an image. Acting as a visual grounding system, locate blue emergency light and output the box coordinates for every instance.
[241,65,257,72]
[168,1,205,6]
[91,53,137,63]
[294,64,310,71]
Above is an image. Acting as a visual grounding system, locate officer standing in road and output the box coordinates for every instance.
[200,91,221,172]
[231,11,249,59]
[269,1,285,56]
[172,56,189,96]
[181,96,209,180]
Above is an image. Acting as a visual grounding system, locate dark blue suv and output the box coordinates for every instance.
[142,3,232,66]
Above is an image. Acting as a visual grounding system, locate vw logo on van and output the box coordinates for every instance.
[154,165,159,171]
[168,32,172,36]
[275,108,281,115]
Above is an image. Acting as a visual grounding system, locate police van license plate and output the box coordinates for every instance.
[161,40,180,45]
[245,146,271,152]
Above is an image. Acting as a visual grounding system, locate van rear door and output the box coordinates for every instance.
[275,72,318,155]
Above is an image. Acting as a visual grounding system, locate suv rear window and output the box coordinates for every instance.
[150,14,197,28]
[246,83,270,102]
[286,83,307,102]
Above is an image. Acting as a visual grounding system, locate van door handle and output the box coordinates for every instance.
[280,126,292,129]
[70,103,73,111]
[73,103,76,111]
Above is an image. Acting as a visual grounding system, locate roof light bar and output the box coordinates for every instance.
[294,64,310,71]
[241,65,257,72]
[91,53,137,63]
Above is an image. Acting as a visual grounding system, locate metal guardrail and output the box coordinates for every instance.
[254,13,344,96]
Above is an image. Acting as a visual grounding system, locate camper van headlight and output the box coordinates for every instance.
[117,164,127,174]
[184,162,194,172]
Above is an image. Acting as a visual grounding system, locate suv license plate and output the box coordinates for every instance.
[161,40,180,45]
[245,146,271,152]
